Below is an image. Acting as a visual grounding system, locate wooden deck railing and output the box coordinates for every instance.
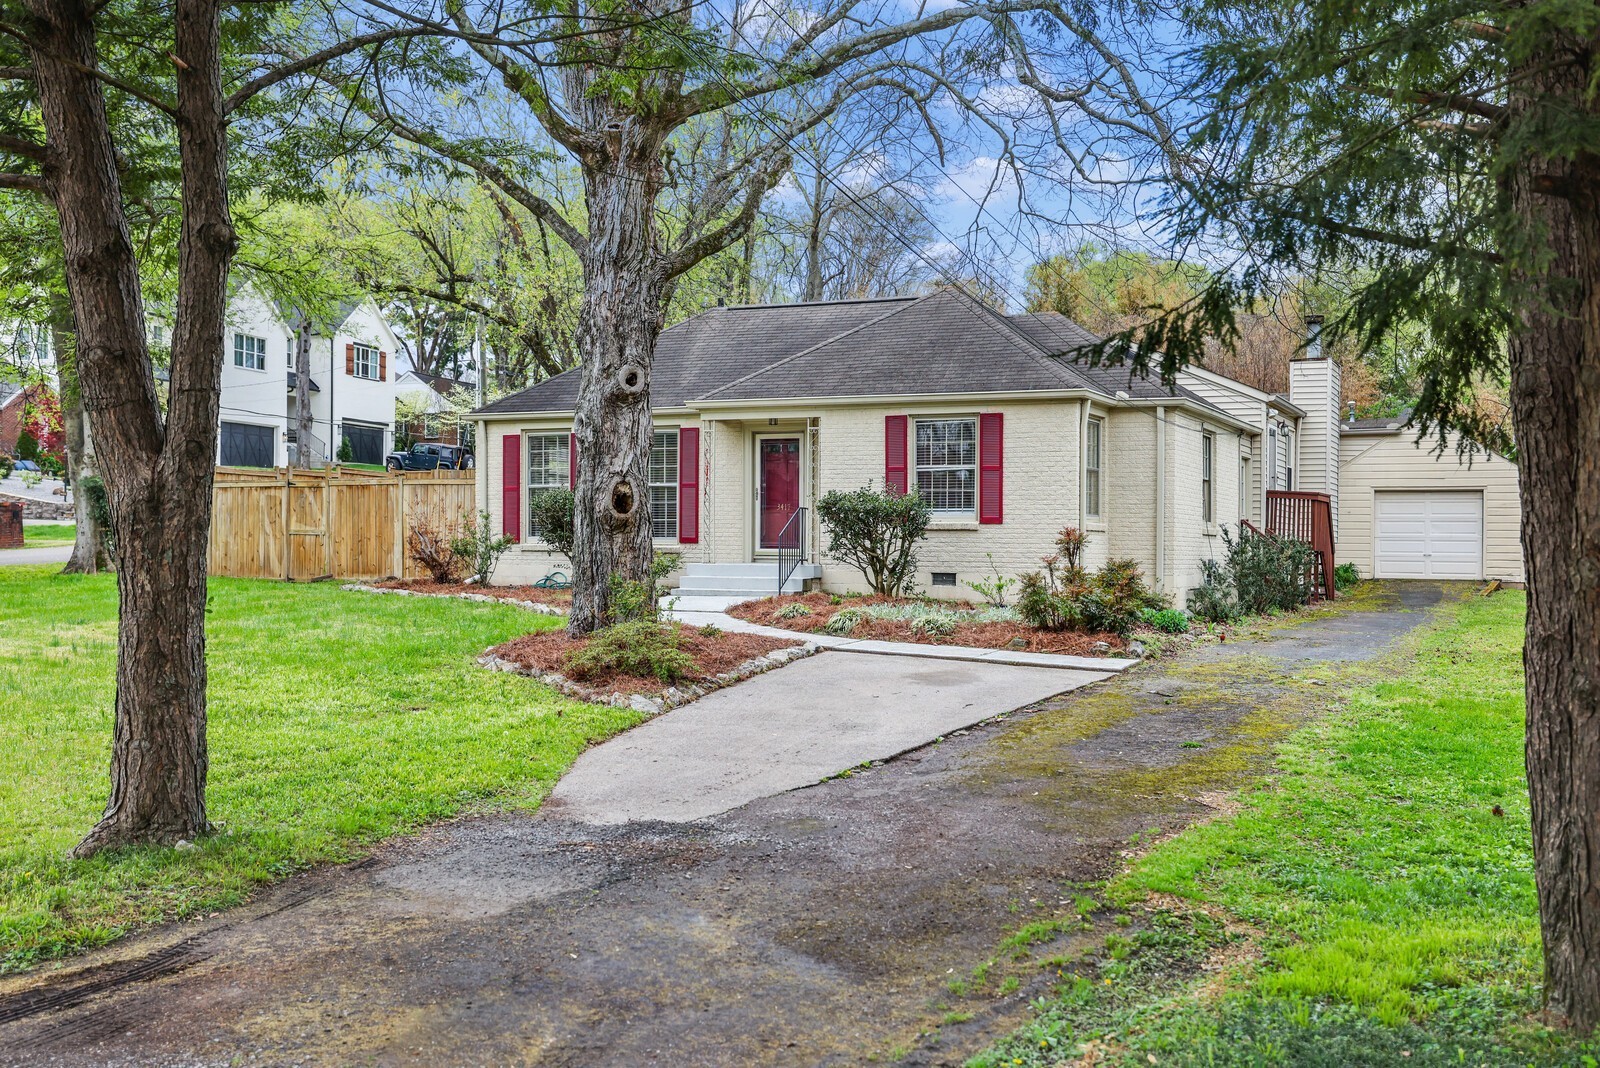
[1265,490,1336,600]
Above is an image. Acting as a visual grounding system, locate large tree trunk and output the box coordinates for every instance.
[55,318,110,575]
[1508,46,1600,1031]
[566,126,669,636]
[27,0,235,855]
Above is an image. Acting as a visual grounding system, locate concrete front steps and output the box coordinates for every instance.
[666,561,821,608]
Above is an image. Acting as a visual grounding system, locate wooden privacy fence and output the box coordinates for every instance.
[209,466,478,581]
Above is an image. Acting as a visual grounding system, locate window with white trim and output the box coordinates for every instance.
[1239,455,1250,520]
[1085,417,1103,518]
[352,343,378,380]
[648,430,678,540]
[233,332,266,371]
[914,417,977,516]
[1202,432,1216,524]
[526,433,569,541]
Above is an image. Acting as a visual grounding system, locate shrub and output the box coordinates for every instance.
[776,602,813,620]
[608,551,682,624]
[0,454,12,479]
[336,435,353,463]
[1017,562,1081,631]
[564,619,696,683]
[81,474,114,555]
[406,506,467,582]
[910,614,958,638]
[1188,559,1241,624]
[698,623,723,638]
[1055,526,1086,572]
[968,553,1015,607]
[451,511,514,585]
[1143,607,1192,634]
[823,607,865,636]
[1334,562,1361,590]
[1225,526,1314,614]
[527,488,576,558]
[816,484,931,596]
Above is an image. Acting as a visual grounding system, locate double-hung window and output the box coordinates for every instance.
[915,417,977,517]
[233,333,266,371]
[1239,455,1250,520]
[648,430,679,540]
[1201,432,1216,524]
[352,343,378,380]
[526,433,569,541]
[1085,417,1104,519]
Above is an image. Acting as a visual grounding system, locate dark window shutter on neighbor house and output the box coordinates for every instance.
[678,426,700,543]
[569,433,578,487]
[378,350,387,381]
[344,342,354,375]
[502,434,521,540]
[885,415,908,493]
[979,412,1003,524]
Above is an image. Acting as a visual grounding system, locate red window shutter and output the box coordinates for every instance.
[978,412,1003,524]
[502,433,521,541]
[569,432,578,488]
[378,350,387,381]
[885,415,909,493]
[678,426,700,543]
[344,342,354,376]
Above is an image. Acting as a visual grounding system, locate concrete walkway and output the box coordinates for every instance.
[669,599,1140,673]
[544,651,1112,824]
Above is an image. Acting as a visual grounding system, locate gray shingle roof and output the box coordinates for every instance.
[474,297,913,415]
[474,290,1236,422]
[1343,409,1413,433]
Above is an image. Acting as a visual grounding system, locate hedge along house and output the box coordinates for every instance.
[471,287,1522,602]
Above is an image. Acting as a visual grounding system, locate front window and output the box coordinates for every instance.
[1239,455,1250,519]
[233,333,266,371]
[352,343,378,380]
[1202,432,1215,523]
[526,433,569,541]
[915,418,977,517]
[648,430,679,540]
[1085,417,1103,518]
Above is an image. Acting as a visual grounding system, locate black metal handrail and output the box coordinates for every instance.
[775,506,807,596]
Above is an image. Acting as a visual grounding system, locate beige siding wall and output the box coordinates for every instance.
[1337,432,1524,583]
[1161,409,1243,597]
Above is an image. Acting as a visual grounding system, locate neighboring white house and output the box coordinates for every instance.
[470,288,1527,599]
[394,368,476,449]
[203,286,405,468]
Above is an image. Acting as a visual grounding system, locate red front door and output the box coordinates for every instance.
[759,437,801,549]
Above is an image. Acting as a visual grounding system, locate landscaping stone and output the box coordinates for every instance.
[477,641,822,716]
[342,583,566,616]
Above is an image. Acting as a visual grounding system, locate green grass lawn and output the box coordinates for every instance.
[18,523,75,548]
[973,592,1600,1066]
[0,565,634,974]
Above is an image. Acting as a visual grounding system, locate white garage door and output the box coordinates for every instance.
[1374,491,1484,579]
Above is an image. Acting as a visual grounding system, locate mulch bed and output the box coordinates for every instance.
[727,592,1126,656]
[486,623,803,699]
[370,578,573,607]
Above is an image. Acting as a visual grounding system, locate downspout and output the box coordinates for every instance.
[328,334,336,463]
[1077,400,1088,533]
[1154,404,1167,595]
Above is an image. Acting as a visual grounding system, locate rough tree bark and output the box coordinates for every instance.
[566,119,671,635]
[27,0,236,855]
[1507,42,1600,1031]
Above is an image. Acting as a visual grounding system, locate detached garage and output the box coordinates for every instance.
[1336,414,1523,584]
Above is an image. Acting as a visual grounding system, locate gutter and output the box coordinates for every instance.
[1155,404,1167,594]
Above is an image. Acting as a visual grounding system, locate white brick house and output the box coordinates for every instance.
[472,288,1525,598]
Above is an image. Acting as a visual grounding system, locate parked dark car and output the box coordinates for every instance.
[384,443,475,471]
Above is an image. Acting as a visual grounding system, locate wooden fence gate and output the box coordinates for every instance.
[209,466,478,581]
